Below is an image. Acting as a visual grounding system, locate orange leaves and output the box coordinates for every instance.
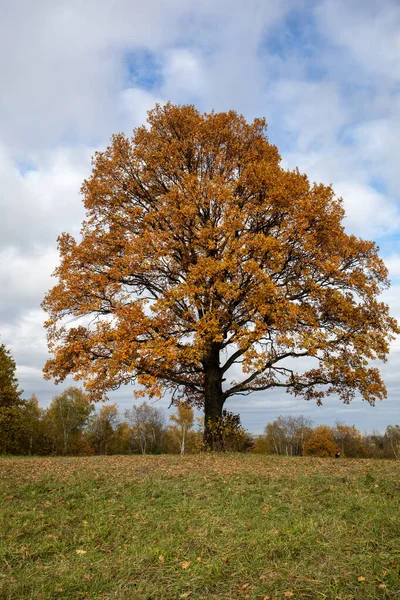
[238,582,250,594]
[303,426,337,458]
[42,103,398,414]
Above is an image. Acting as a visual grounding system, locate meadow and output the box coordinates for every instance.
[0,454,399,600]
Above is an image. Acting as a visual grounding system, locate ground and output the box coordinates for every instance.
[0,454,399,599]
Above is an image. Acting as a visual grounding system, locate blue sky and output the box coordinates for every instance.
[1,0,399,433]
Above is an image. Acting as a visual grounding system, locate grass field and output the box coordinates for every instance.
[0,455,399,600]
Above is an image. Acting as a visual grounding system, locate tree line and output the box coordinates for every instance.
[2,384,255,456]
[253,415,400,459]
[2,388,203,457]
[4,391,400,459]
[1,343,399,457]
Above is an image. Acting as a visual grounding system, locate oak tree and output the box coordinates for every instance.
[42,103,398,447]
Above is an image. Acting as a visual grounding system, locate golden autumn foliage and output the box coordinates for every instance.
[303,425,338,458]
[42,103,398,444]
[169,401,195,455]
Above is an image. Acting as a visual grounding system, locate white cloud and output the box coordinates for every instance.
[161,49,206,102]
[119,88,164,131]
[0,248,58,323]
[381,256,400,281]
[350,118,400,194]
[316,0,400,83]
[269,79,349,152]
[0,144,89,252]
[335,181,400,238]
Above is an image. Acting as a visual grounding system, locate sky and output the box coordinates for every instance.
[1,0,400,434]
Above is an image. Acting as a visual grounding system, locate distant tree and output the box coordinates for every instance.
[125,402,166,454]
[19,394,44,455]
[262,419,286,455]
[113,421,133,454]
[256,415,313,456]
[0,344,25,453]
[42,103,399,449]
[332,422,364,457]
[87,403,119,455]
[168,402,195,455]
[43,387,93,455]
[252,433,270,454]
[362,429,385,458]
[303,425,337,458]
[0,344,23,408]
[384,425,400,459]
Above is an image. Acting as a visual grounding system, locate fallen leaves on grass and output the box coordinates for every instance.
[181,561,191,569]
[238,582,249,593]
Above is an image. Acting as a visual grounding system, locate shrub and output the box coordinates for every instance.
[303,425,337,457]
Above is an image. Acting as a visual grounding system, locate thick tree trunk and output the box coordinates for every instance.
[202,344,225,450]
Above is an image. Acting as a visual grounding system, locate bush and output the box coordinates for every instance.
[303,425,337,457]
[206,411,253,452]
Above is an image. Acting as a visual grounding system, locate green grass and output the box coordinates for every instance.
[0,455,399,599]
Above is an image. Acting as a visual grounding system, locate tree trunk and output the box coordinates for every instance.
[203,344,225,450]
[180,425,186,456]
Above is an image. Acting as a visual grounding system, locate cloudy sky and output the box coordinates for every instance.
[1,0,400,433]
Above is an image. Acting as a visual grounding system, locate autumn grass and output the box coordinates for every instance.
[0,455,399,600]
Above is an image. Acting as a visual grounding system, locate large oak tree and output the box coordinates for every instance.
[43,103,398,446]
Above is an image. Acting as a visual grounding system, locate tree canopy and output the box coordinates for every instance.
[0,343,25,453]
[0,343,23,409]
[42,103,398,444]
